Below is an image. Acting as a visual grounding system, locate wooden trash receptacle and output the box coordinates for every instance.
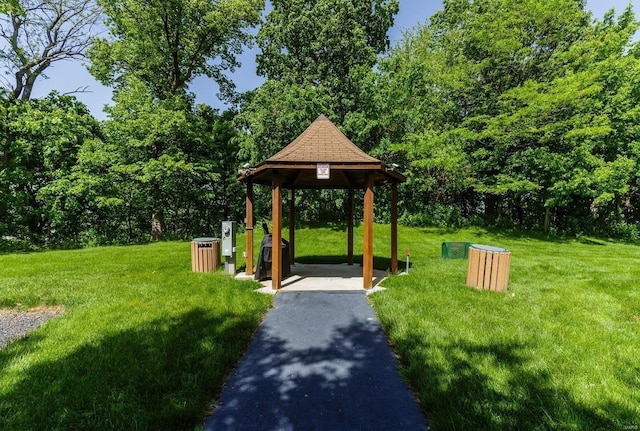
[466,244,510,291]
[191,237,221,273]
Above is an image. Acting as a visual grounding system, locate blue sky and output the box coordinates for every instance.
[26,0,638,119]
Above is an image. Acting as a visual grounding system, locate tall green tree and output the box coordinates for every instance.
[377,0,640,233]
[89,0,263,100]
[0,92,102,244]
[374,22,477,225]
[256,0,397,121]
[73,78,243,244]
[1,0,101,244]
[89,0,263,240]
[436,0,592,227]
[238,0,399,223]
[473,6,640,233]
[240,0,398,160]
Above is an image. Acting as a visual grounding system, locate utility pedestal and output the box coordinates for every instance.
[221,221,237,275]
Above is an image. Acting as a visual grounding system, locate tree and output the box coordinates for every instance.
[237,0,399,223]
[255,0,398,121]
[434,0,592,226]
[378,0,640,235]
[241,0,399,159]
[73,78,244,244]
[1,0,101,239]
[377,0,588,227]
[89,0,263,240]
[0,0,101,100]
[89,0,262,100]
[474,6,640,233]
[374,23,478,225]
[0,91,102,244]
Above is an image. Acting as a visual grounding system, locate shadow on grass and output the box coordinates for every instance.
[296,220,359,231]
[481,227,624,246]
[295,254,409,271]
[0,309,262,431]
[479,227,573,243]
[386,329,636,430]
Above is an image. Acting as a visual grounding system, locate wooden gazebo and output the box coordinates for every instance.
[238,114,406,290]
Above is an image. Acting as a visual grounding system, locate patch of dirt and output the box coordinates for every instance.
[0,305,65,315]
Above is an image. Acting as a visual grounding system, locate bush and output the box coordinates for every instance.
[400,204,468,228]
[605,221,640,241]
[0,236,39,254]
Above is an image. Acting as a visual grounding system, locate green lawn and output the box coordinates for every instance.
[1,226,639,430]
[262,223,640,429]
[365,226,640,431]
[0,242,272,430]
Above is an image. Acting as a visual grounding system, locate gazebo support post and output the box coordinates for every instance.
[391,182,398,274]
[363,173,374,289]
[347,188,354,265]
[246,181,254,275]
[272,175,282,290]
[289,188,295,264]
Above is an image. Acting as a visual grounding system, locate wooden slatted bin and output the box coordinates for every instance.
[466,244,510,291]
[191,237,220,273]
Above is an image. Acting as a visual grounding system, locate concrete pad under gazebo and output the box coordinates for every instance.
[252,263,388,294]
[237,114,406,290]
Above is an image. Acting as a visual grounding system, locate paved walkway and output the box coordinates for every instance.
[203,291,428,431]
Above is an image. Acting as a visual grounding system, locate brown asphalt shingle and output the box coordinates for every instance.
[267,114,380,163]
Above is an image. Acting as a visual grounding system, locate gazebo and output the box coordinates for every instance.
[238,114,406,290]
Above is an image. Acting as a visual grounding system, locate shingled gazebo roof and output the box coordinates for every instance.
[238,114,405,188]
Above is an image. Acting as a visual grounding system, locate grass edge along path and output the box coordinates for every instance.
[367,227,640,431]
[0,241,272,430]
[1,226,639,430]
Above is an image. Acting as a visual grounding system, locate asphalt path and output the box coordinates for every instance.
[204,291,428,431]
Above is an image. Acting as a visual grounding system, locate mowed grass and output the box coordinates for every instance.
[1,225,639,430]
[289,224,640,430]
[364,226,639,431]
[0,242,272,430]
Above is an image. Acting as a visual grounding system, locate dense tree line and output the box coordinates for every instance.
[1,0,261,247]
[1,0,639,250]
[376,0,639,238]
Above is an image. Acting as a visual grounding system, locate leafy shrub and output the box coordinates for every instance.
[606,221,640,241]
[0,236,39,253]
[400,205,468,228]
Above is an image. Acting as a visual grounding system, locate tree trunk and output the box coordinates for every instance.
[515,199,524,229]
[543,207,551,234]
[485,194,499,221]
[21,73,37,101]
[151,182,164,241]
[151,209,164,241]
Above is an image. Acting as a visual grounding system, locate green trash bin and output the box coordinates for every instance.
[441,241,471,259]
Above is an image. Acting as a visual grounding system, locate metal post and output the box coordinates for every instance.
[405,248,410,274]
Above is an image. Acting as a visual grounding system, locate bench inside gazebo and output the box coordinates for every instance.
[238,114,406,290]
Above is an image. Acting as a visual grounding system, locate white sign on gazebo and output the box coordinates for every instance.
[317,163,330,179]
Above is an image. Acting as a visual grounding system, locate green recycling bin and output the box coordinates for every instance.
[441,241,471,259]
